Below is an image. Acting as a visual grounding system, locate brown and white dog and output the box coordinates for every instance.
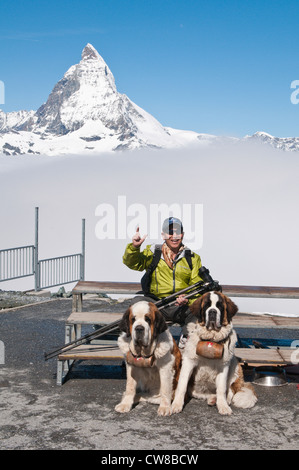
[171,291,257,415]
[115,301,181,416]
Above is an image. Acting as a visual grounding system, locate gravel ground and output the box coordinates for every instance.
[0,289,52,309]
[0,295,298,451]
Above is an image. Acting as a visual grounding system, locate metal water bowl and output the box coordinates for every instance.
[253,366,288,387]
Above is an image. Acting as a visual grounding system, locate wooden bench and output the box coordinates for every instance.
[71,281,299,312]
[64,310,299,344]
[65,312,123,343]
[56,344,296,385]
[57,345,294,366]
[57,343,123,385]
[56,281,299,385]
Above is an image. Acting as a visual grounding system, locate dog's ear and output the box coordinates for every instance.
[190,296,205,325]
[151,304,167,339]
[225,296,238,323]
[119,308,131,337]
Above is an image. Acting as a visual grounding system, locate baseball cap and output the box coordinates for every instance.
[162,217,183,234]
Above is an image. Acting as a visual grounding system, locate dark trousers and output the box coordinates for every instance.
[130,295,195,334]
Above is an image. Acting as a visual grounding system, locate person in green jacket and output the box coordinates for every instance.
[122,217,204,348]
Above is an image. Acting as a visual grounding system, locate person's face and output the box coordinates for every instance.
[162,227,184,251]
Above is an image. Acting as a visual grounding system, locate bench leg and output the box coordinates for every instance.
[65,323,82,344]
[65,324,72,344]
[75,324,81,340]
[57,359,75,385]
[57,360,64,386]
[72,293,83,312]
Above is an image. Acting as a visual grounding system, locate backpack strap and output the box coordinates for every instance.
[147,244,163,276]
[184,248,194,270]
[140,245,162,294]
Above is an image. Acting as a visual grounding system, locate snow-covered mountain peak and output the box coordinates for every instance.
[1,43,202,153]
[77,43,117,94]
[25,43,118,136]
[1,44,298,156]
[81,43,102,61]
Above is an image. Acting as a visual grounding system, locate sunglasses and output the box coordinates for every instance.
[164,229,183,237]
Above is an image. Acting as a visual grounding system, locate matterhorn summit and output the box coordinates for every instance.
[0,43,201,155]
[30,43,119,136]
[81,43,103,61]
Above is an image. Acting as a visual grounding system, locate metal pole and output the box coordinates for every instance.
[81,218,85,281]
[34,207,39,291]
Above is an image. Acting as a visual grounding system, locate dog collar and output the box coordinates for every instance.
[127,349,156,368]
[129,348,154,360]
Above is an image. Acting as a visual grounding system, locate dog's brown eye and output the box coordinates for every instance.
[131,317,135,324]
[145,317,151,325]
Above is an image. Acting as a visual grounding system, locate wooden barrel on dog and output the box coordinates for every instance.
[196,341,224,359]
[126,351,155,367]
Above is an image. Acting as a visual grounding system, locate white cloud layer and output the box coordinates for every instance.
[0,140,298,315]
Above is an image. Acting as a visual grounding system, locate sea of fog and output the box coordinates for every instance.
[0,139,298,316]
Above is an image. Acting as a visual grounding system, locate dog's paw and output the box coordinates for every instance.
[158,404,171,416]
[171,401,184,414]
[217,403,232,415]
[207,395,216,406]
[115,402,132,413]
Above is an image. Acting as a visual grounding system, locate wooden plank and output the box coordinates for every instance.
[72,281,299,299]
[271,316,299,328]
[65,310,299,330]
[72,281,140,295]
[235,348,287,365]
[57,344,293,366]
[233,315,277,328]
[222,285,299,299]
[277,349,297,363]
[58,344,123,360]
[66,311,122,324]
[233,313,299,329]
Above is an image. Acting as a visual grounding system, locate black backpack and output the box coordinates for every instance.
[140,244,193,295]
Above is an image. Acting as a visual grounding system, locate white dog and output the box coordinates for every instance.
[115,301,181,416]
[171,292,257,415]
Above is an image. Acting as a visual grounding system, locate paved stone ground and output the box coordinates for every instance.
[0,298,298,451]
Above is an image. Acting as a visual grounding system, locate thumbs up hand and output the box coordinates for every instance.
[132,226,147,248]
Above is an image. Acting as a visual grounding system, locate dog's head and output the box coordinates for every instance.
[119,301,167,347]
[190,291,238,331]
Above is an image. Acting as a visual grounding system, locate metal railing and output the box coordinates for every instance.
[37,253,83,290]
[0,208,85,291]
[0,245,35,281]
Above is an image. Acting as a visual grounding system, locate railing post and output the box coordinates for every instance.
[34,207,40,291]
[80,218,85,281]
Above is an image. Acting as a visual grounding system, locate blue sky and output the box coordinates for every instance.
[0,0,299,137]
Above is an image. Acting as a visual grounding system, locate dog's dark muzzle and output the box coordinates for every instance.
[134,325,145,337]
[206,309,218,330]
